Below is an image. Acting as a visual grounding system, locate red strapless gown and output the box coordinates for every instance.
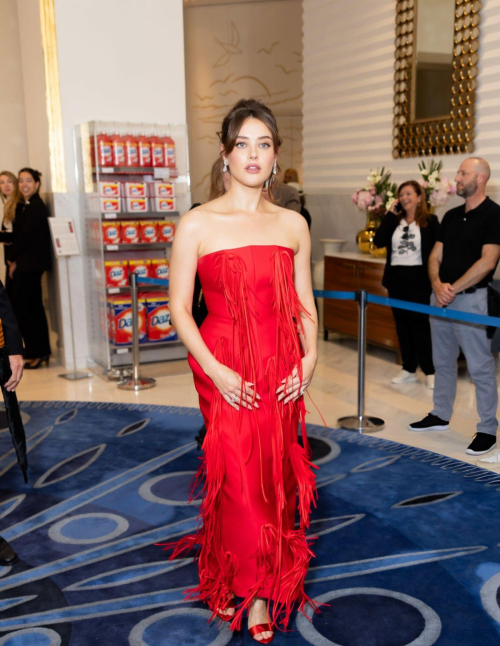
[168,245,318,630]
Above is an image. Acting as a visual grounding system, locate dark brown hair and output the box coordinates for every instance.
[208,157,225,201]
[397,180,430,228]
[217,98,282,201]
[19,167,42,184]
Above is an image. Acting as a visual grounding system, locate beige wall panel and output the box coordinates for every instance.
[185,0,303,204]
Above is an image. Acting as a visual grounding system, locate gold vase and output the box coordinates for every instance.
[369,242,387,258]
[356,217,379,254]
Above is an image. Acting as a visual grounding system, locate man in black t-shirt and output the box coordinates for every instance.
[410,158,500,457]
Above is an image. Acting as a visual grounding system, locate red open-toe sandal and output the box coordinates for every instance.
[215,597,236,622]
[248,623,275,644]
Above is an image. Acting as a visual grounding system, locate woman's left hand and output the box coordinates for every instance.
[8,262,16,279]
[276,355,317,404]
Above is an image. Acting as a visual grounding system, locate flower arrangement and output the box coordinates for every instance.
[418,159,456,207]
[351,168,398,222]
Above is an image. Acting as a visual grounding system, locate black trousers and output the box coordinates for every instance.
[388,265,434,375]
[10,271,51,359]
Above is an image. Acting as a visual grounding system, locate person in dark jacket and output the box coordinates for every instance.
[374,180,440,389]
[0,277,24,564]
[9,168,52,369]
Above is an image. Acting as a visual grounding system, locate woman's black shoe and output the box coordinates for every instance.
[0,537,18,565]
[24,356,49,370]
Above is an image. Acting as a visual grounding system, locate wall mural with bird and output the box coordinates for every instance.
[184,0,303,204]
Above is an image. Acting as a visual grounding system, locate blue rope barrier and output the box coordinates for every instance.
[137,281,500,329]
[313,290,356,300]
[136,277,169,286]
[367,293,500,328]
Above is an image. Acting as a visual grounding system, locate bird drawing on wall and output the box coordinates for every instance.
[213,21,242,68]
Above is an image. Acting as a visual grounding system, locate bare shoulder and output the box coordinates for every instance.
[178,205,211,235]
[274,206,309,242]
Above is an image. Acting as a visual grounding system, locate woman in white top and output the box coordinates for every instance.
[373,180,440,388]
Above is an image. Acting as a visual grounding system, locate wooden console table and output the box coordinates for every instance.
[323,252,399,353]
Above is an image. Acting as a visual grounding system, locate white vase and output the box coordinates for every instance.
[320,238,347,255]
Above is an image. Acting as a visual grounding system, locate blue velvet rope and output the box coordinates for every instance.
[137,282,500,329]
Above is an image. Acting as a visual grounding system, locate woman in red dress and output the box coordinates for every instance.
[169,99,319,643]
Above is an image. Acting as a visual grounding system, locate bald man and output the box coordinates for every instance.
[410,158,500,456]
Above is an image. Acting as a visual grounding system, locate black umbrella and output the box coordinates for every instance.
[0,346,27,483]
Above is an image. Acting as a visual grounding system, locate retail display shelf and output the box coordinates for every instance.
[103,242,172,252]
[102,212,179,220]
[111,339,183,354]
[93,167,178,178]
[106,284,168,295]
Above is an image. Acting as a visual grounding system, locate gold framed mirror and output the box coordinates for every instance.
[393,0,482,158]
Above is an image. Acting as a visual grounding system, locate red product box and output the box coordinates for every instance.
[99,181,121,197]
[150,258,169,281]
[124,183,147,198]
[105,260,129,287]
[102,222,122,244]
[151,182,175,197]
[125,197,148,213]
[158,221,175,242]
[146,293,177,342]
[140,221,158,243]
[108,296,147,345]
[128,259,151,279]
[121,221,140,244]
[100,198,121,213]
[153,197,175,212]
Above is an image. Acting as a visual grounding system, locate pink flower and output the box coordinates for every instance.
[357,190,373,210]
[430,188,448,207]
[370,187,376,195]
[418,178,429,189]
[373,194,383,206]
[351,192,359,204]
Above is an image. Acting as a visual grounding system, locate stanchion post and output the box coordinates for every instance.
[337,290,385,433]
[117,273,156,392]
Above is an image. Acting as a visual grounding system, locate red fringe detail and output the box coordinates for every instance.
[164,248,320,630]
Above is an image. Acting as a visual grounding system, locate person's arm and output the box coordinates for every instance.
[283,185,301,213]
[8,206,49,262]
[276,216,318,403]
[169,210,258,410]
[0,281,24,391]
[373,212,398,248]
[452,245,500,293]
[428,241,455,307]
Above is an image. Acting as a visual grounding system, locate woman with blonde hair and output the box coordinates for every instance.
[0,171,19,295]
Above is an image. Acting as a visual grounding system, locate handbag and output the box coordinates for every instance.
[192,272,208,328]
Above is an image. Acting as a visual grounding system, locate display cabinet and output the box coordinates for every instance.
[75,120,190,376]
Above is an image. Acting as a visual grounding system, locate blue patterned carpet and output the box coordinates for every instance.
[0,402,499,645]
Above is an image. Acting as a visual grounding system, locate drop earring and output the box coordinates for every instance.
[272,161,277,175]
[223,159,228,172]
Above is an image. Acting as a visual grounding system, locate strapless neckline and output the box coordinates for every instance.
[198,244,294,262]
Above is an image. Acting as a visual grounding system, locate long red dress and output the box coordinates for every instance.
[169,244,318,630]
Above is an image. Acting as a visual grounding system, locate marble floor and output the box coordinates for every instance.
[15,336,499,471]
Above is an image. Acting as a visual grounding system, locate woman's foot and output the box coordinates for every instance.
[24,356,49,370]
[248,598,274,643]
[216,594,235,620]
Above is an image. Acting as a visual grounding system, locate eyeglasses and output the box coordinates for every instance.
[402,225,409,240]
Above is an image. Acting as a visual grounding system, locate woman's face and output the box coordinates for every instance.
[398,185,420,213]
[18,172,40,200]
[223,117,277,190]
[0,175,15,198]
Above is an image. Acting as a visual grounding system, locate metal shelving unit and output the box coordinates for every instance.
[75,120,190,376]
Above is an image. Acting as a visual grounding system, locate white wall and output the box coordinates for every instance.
[0,0,29,173]
[184,0,303,203]
[302,0,500,259]
[54,0,187,194]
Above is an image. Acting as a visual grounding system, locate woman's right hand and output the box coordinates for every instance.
[210,362,260,411]
[388,200,401,216]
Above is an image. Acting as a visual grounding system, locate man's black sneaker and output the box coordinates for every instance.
[465,432,497,456]
[408,414,450,432]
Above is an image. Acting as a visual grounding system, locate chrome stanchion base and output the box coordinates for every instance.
[117,377,156,391]
[59,371,93,381]
[338,415,385,433]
